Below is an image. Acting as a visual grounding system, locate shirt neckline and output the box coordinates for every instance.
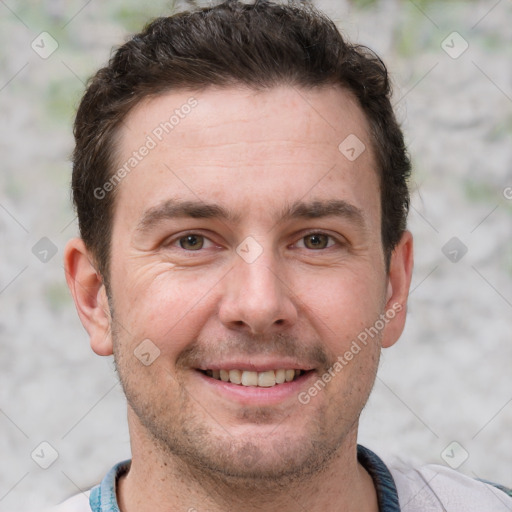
[357,444,401,512]
[89,444,400,511]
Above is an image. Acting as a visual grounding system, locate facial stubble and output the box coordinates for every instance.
[108,301,381,491]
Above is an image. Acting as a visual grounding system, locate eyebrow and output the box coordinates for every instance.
[136,200,241,233]
[135,198,366,233]
[279,199,365,227]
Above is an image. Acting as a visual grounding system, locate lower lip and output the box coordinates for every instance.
[195,370,317,406]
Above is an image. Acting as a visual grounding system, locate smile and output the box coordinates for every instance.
[200,369,308,387]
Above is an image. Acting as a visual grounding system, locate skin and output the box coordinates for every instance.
[65,84,413,512]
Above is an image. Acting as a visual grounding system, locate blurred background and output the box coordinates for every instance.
[0,0,511,509]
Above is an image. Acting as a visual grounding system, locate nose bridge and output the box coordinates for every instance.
[241,255,281,302]
[219,246,297,334]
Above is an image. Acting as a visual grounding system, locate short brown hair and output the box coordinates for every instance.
[72,0,410,284]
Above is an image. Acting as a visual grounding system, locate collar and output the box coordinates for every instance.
[89,445,400,511]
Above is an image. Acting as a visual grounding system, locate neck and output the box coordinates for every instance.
[117,415,378,512]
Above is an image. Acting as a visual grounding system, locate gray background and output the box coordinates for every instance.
[1,0,511,509]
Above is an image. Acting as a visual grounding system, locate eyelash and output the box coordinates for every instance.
[294,231,338,250]
[166,231,343,252]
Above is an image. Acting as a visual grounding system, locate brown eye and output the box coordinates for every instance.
[179,234,204,250]
[302,233,330,250]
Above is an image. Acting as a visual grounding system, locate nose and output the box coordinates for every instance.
[218,250,299,335]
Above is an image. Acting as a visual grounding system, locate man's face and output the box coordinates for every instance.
[103,85,404,480]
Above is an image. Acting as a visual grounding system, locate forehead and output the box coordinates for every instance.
[112,85,380,232]
[119,84,372,151]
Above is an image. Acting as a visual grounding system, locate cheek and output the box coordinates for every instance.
[112,265,223,351]
[296,265,386,330]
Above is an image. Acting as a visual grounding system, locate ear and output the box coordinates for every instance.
[64,237,113,356]
[381,230,414,349]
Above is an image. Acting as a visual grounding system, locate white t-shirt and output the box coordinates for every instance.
[390,461,512,511]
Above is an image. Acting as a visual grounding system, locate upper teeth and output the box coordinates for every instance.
[205,369,302,387]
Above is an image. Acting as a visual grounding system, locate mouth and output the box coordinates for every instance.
[194,364,318,406]
[198,368,310,388]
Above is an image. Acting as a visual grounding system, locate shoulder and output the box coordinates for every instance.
[39,491,91,512]
[388,459,512,512]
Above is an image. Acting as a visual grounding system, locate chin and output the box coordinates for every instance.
[149,418,342,486]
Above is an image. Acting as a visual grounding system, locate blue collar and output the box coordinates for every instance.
[357,445,401,512]
[89,445,400,511]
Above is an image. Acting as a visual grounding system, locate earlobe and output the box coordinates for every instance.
[64,238,113,356]
[381,230,414,349]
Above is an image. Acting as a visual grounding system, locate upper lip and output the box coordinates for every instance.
[196,360,316,372]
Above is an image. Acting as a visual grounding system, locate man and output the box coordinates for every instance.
[57,1,511,511]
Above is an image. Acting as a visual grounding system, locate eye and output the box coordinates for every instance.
[296,232,337,250]
[172,233,215,251]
